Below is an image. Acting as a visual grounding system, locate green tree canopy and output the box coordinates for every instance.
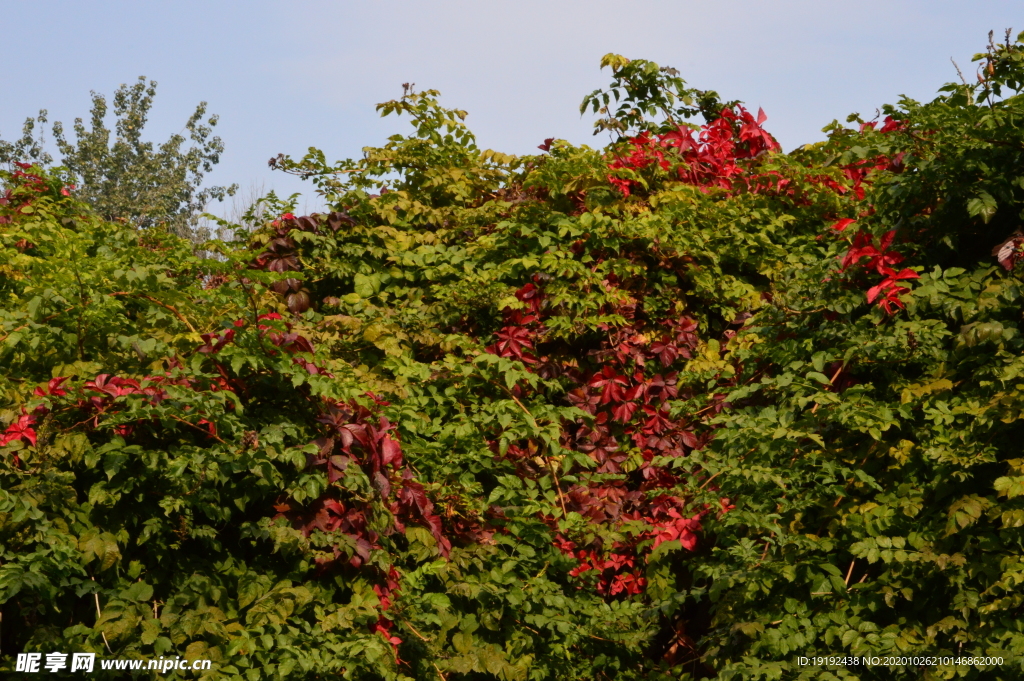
[0,77,236,236]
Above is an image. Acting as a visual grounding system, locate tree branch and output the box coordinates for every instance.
[108,292,198,334]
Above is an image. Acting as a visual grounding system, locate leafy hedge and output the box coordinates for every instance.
[3,32,1024,680]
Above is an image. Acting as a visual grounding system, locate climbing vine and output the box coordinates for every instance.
[4,32,1024,681]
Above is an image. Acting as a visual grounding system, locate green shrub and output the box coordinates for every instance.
[3,32,1024,680]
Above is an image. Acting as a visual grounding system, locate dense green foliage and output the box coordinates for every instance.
[3,32,1024,680]
[0,77,236,235]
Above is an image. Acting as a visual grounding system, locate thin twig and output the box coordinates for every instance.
[493,381,569,515]
[496,383,538,429]
[698,471,722,490]
[514,618,541,635]
[844,560,856,586]
[239,275,274,357]
[401,620,430,642]
[72,250,87,361]
[691,401,725,418]
[811,364,845,414]
[108,292,199,334]
[546,457,569,517]
[781,306,828,316]
[167,414,226,444]
[951,57,968,85]
[0,307,76,345]
[91,578,113,654]
[182,469,207,496]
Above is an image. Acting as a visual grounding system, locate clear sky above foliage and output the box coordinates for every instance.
[3,1,1018,215]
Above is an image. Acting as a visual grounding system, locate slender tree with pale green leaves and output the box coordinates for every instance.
[0,76,236,236]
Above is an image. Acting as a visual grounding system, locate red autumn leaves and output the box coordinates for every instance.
[0,310,329,462]
[278,400,450,571]
[824,115,918,314]
[277,397,452,654]
[0,162,76,225]
[835,221,919,314]
[0,413,38,448]
[250,210,355,314]
[1,377,71,452]
[485,281,725,597]
[556,495,705,597]
[0,369,223,461]
[601,104,919,315]
[606,105,781,196]
[485,282,544,363]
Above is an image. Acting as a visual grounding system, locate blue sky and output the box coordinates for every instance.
[2,1,1019,216]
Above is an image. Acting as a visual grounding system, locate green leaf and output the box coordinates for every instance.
[120,580,153,602]
[967,190,998,223]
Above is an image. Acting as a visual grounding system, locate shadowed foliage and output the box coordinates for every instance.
[3,31,1024,680]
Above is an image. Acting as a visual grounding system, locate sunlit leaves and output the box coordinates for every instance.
[6,32,1024,681]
